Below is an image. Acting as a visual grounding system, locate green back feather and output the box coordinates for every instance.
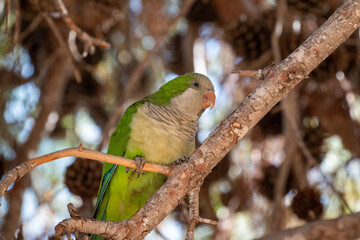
[145,73,196,105]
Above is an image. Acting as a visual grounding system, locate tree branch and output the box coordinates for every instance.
[42,12,83,83]
[0,144,172,197]
[53,1,360,239]
[186,186,200,240]
[257,212,360,240]
[54,0,111,51]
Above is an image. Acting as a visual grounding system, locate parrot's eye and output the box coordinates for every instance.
[192,81,200,88]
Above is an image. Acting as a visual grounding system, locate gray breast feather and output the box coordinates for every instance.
[145,102,198,142]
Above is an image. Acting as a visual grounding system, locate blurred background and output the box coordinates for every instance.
[1,0,360,239]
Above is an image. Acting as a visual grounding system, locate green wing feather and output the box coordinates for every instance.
[92,164,117,220]
[91,101,144,232]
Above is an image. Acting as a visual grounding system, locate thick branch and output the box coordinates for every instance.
[257,212,360,240]
[0,145,171,197]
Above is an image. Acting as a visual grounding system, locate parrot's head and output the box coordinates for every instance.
[147,73,215,118]
[166,73,215,118]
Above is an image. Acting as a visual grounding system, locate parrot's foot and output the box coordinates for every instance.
[173,156,190,165]
[126,156,146,177]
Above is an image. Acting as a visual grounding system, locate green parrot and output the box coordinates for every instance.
[91,73,215,239]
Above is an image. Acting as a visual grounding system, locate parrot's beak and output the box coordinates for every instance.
[202,91,216,110]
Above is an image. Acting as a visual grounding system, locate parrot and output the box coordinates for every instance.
[91,73,215,239]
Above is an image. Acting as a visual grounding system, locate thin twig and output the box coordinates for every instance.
[185,186,217,240]
[198,217,217,225]
[18,14,43,43]
[271,0,287,63]
[6,14,43,55]
[0,144,172,197]
[42,12,82,83]
[186,187,200,240]
[154,227,169,240]
[230,66,274,81]
[285,103,353,212]
[271,0,289,231]
[54,0,110,51]
[230,69,258,78]
[321,172,353,213]
[13,0,20,45]
[4,0,10,34]
[284,109,317,167]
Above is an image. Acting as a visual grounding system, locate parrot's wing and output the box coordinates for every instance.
[92,164,117,220]
[92,101,144,220]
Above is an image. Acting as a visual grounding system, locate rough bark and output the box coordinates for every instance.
[54,1,360,239]
[258,212,360,240]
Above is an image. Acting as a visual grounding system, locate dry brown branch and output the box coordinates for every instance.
[185,185,217,240]
[284,100,353,212]
[271,0,287,63]
[0,144,172,197]
[186,186,200,240]
[42,12,82,83]
[52,1,360,238]
[13,0,20,45]
[231,64,274,81]
[321,173,353,213]
[284,94,308,190]
[18,14,43,43]
[230,69,259,78]
[257,212,360,240]
[272,91,302,231]
[284,107,317,167]
[54,0,110,51]
[4,0,10,34]
[99,0,196,149]
[270,0,299,231]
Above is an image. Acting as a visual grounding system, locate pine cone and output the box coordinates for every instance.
[287,0,335,17]
[255,164,294,201]
[311,47,351,81]
[65,158,102,199]
[225,18,272,62]
[291,187,323,221]
[255,105,283,138]
[187,0,218,23]
[302,122,328,164]
[220,176,252,212]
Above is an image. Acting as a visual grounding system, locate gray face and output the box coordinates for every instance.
[186,73,215,93]
[171,73,215,118]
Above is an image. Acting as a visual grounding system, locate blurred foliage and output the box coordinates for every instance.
[0,0,360,239]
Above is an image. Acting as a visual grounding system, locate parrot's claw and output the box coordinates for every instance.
[125,157,146,177]
[134,156,146,177]
[174,156,190,165]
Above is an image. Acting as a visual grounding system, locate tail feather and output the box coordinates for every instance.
[90,165,117,240]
